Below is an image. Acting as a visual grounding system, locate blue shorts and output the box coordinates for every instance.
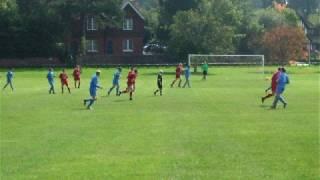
[90,88,97,97]
[113,80,119,86]
[276,87,285,94]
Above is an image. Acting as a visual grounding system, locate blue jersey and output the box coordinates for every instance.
[185,67,191,78]
[113,71,121,84]
[277,72,289,89]
[6,71,13,82]
[90,75,100,91]
[47,72,55,82]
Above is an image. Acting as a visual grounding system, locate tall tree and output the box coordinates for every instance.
[157,0,200,41]
[262,26,307,64]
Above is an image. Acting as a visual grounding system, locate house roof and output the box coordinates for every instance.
[121,1,145,20]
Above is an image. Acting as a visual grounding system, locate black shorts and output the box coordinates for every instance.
[203,71,208,75]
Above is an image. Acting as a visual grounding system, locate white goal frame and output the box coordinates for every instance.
[188,54,265,75]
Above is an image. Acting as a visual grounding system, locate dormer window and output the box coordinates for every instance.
[123,18,133,30]
[87,16,97,31]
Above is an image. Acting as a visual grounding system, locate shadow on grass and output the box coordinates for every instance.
[113,99,129,103]
[142,72,216,76]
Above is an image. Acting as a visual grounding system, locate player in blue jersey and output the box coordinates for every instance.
[182,65,191,88]
[2,68,14,91]
[107,67,122,96]
[47,68,55,94]
[271,68,290,109]
[83,70,103,110]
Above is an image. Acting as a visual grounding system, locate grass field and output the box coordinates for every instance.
[0,66,319,179]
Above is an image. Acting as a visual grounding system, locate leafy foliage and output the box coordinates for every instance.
[262,26,307,64]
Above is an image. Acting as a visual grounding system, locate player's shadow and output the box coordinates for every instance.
[113,99,128,103]
[259,104,270,108]
[142,72,216,76]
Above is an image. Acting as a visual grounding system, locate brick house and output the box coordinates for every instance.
[81,1,145,56]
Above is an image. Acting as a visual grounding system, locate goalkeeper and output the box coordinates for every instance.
[201,61,208,80]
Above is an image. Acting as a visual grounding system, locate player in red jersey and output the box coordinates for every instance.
[170,63,183,88]
[72,65,81,88]
[119,67,136,100]
[59,69,71,94]
[261,67,281,103]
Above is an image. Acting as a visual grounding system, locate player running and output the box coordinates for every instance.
[72,65,81,88]
[119,67,136,100]
[59,69,71,94]
[271,68,290,109]
[2,68,14,91]
[202,61,208,80]
[154,70,163,96]
[83,70,103,110]
[47,68,55,94]
[182,65,191,88]
[170,63,183,88]
[107,67,122,96]
[261,67,281,103]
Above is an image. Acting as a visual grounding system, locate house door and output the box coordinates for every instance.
[106,40,113,55]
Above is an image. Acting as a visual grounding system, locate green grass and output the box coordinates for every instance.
[0,66,319,179]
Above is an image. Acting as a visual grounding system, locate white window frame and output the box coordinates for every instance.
[123,18,133,30]
[122,39,133,52]
[86,40,98,53]
[87,16,97,31]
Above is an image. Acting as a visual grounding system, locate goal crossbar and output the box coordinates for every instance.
[188,54,265,75]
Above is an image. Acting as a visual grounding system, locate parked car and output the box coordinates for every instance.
[143,42,167,55]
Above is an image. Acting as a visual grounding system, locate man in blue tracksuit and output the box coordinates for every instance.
[271,68,290,109]
[107,67,122,96]
[47,68,55,94]
[84,70,103,110]
[3,68,14,91]
[182,65,191,88]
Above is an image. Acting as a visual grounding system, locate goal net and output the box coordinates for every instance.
[188,54,265,75]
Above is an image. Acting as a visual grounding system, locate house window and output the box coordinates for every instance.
[86,40,98,53]
[123,18,133,30]
[106,40,113,54]
[122,39,133,52]
[87,16,97,31]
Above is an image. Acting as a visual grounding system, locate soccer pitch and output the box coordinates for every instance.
[0,66,319,179]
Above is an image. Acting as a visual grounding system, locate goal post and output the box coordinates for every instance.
[188,54,265,75]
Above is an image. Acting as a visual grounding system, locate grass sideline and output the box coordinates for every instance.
[0,66,319,179]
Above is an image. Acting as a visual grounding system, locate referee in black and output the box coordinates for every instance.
[154,70,163,96]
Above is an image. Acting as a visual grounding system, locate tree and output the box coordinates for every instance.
[169,10,234,59]
[244,6,300,56]
[157,0,200,41]
[262,26,307,64]
[0,0,122,58]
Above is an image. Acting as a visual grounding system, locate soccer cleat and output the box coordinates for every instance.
[83,100,86,106]
[270,106,276,109]
[129,97,133,101]
[87,106,93,110]
[283,103,287,109]
[154,91,156,96]
[261,97,265,104]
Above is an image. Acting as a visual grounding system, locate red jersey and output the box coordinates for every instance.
[59,73,68,83]
[73,68,81,80]
[176,66,183,75]
[127,71,136,85]
[271,71,280,92]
